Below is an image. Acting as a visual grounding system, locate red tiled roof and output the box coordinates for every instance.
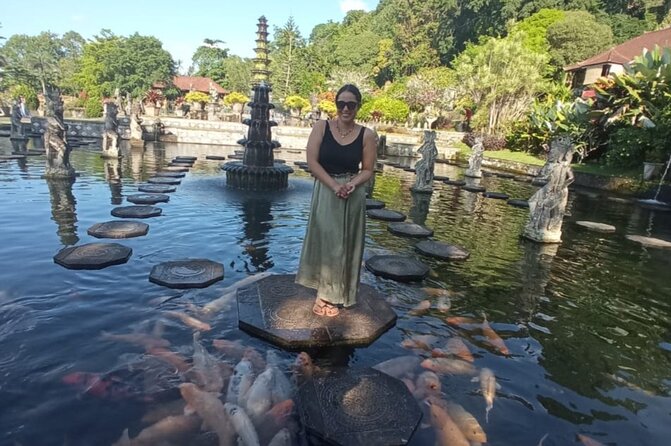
[565,27,671,71]
[172,76,228,94]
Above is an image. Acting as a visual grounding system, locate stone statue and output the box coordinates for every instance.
[44,87,75,178]
[10,101,24,137]
[102,102,120,158]
[411,130,438,193]
[130,100,144,146]
[534,140,563,186]
[465,136,484,178]
[523,135,574,243]
[376,134,386,158]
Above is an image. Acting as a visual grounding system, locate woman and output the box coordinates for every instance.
[296,84,377,317]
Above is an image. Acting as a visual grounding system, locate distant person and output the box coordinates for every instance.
[19,96,31,118]
[295,84,377,317]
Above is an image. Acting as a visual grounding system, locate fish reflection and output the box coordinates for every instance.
[45,176,78,245]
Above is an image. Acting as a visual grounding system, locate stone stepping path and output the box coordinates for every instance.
[387,222,434,238]
[169,162,193,168]
[483,191,509,200]
[174,156,197,162]
[366,255,429,282]
[297,367,421,446]
[206,155,227,160]
[127,193,170,204]
[507,199,530,208]
[494,172,515,179]
[365,199,385,210]
[111,205,162,219]
[228,154,244,159]
[367,209,406,222]
[163,166,190,172]
[154,171,186,178]
[462,185,486,193]
[444,179,466,186]
[576,221,616,232]
[514,175,533,183]
[138,184,176,194]
[237,274,396,349]
[626,235,671,249]
[149,259,224,289]
[54,242,132,270]
[415,240,470,260]
[148,177,181,185]
[403,167,416,172]
[434,175,450,181]
[87,221,149,239]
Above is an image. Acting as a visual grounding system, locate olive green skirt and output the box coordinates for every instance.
[296,175,366,307]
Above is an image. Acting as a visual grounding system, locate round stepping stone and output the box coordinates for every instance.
[434,175,449,181]
[483,191,509,200]
[54,243,132,270]
[387,222,433,238]
[87,221,149,239]
[164,166,189,172]
[127,193,169,204]
[576,221,616,233]
[169,162,192,167]
[174,156,197,161]
[149,259,224,289]
[148,177,181,185]
[111,205,162,219]
[366,255,429,282]
[626,235,671,249]
[367,209,406,222]
[297,367,422,446]
[507,199,530,208]
[138,184,176,193]
[154,171,186,178]
[365,199,385,210]
[462,185,486,193]
[206,155,227,160]
[494,172,515,179]
[415,240,470,260]
[444,179,466,186]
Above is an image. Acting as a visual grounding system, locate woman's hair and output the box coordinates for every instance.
[336,84,362,103]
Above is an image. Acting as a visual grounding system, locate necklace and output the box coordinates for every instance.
[335,120,355,139]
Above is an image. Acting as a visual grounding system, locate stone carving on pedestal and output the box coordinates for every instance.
[44,87,75,178]
[102,102,120,158]
[130,101,144,146]
[465,136,484,178]
[523,135,574,243]
[533,140,565,186]
[410,130,437,193]
[9,101,29,152]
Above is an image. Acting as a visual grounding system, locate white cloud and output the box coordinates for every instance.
[339,0,369,14]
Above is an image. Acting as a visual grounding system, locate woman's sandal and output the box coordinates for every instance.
[312,298,340,317]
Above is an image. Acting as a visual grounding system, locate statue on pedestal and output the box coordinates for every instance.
[9,100,29,152]
[44,87,75,178]
[102,101,120,158]
[411,130,438,193]
[523,135,574,243]
[465,136,484,178]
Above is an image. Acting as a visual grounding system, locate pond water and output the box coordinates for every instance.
[0,140,670,446]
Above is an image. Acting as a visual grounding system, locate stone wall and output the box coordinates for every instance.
[28,117,131,140]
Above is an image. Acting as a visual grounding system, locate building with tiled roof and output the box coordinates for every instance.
[565,27,671,88]
[152,76,228,98]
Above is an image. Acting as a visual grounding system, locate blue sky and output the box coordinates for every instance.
[1,0,379,73]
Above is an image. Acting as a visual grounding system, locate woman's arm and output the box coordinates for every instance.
[341,127,378,197]
[306,120,342,194]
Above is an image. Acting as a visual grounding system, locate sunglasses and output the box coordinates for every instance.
[336,101,358,111]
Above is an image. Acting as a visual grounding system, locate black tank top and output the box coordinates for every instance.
[318,121,365,174]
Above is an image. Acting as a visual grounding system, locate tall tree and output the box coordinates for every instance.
[269,17,307,99]
[189,38,229,85]
[546,10,614,68]
[219,56,253,93]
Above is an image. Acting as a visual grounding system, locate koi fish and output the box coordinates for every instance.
[147,347,191,373]
[121,414,201,445]
[443,401,487,444]
[268,428,291,446]
[212,339,246,359]
[430,338,474,363]
[425,397,470,446]
[481,316,509,356]
[224,403,261,446]
[292,352,317,384]
[191,332,224,393]
[164,310,211,332]
[201,272,274,316]
[401,334,438,351]
[100,331,170,350]
[471,367,500,422]
[409,300,431,315]
[372,356,421,379]
[179,383,235,446]
[578,434,607,446]
[414,371,441,400]
[421,358,475,376]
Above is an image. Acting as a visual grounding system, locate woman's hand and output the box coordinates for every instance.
[336,182,356,199]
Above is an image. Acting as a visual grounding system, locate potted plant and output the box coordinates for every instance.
[184,91,210,111]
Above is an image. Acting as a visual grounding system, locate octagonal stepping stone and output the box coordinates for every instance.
[462,185,486,193]
[111,205,162,219]
[576,221,616,233]
[172,158,194,163]
[507,199,530,208]
[297,367,421,446]
[138,184,176,194]
[237,274,396,349]
[154,171,186,178]
[444,179,466,186]
[164,166,190,172]
[387,222,434,238]
[54,243,132,270]
[415,240,470,260]
[434,175,450,181]
[149,259,224,289]
[626,235,671,249]
[483,191,509,200]
[87,220,149,239]
[494,172,515,179]
[169,162,193,168]
[367,209,406,222]
[174,156,197,161]
[366,255,429,282]
[206,155,227,160]
[127,193,169,204]
[514,175,533,183]
[365,199,385,210]
[148,177,181,185]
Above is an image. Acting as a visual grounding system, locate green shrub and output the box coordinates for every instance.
[184,91,211,104]
[84,97,103,118]
[224,91,250,106]
[463,132,507,151]
[605,126,651,167]
[284,95,310,113]
[318,99,336,118]
[358,97,409,123]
